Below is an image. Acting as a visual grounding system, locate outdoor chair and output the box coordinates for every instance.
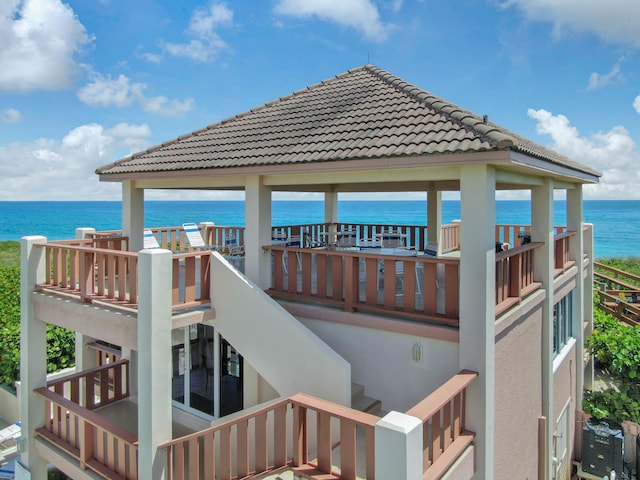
[143,229,161,249]
[182,222,217,251]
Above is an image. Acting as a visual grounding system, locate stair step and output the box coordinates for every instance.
[350,382,364,403]
[351,395,382,415]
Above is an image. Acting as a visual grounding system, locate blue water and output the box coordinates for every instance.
[0,200,638,259]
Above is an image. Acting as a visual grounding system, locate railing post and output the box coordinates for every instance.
[375,411,423,479]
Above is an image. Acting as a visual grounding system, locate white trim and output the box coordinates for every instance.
[553,337,576,372]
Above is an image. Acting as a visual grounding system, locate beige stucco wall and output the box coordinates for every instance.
[299,317,459,412]
[494,302,544,480]
[553,341,577,479]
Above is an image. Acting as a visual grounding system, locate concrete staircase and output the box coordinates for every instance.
[351,383,384,417]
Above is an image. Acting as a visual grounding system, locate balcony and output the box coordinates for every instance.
[32,339,478,480]
[31,222,581,326]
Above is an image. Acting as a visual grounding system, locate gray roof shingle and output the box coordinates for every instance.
[97,64,600,178]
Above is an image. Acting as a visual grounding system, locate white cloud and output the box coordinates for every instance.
[274,0,390,42]
[499,0,640,47]
[587,63,623,90]
[161,1,233,62]
[633,95,640,114]
[527,108,640,200]
[77,74,195,116]
[0,122,152,201]
[1,108,21,123]
[0,0,93,91]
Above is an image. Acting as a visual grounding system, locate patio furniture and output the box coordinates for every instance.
[143,229,160,249]
[182,222,217,251]
[376,231,407,248]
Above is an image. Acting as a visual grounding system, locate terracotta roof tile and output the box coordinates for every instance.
[97,65,600,178]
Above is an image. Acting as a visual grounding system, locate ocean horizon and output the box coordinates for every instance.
[1,199,638,259]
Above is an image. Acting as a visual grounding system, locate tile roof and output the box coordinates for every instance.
[97,65,600,179]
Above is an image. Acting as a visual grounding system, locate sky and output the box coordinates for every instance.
[1,0,640,201]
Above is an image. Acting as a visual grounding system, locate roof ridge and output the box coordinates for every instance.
[363,64,516,149]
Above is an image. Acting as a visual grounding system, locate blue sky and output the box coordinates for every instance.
[1,0,640,201]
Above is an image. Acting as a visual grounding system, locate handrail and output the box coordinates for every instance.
[406,370,478,479]
[45,359,130,410]
[495,242,543,316]
[35,387,138,479]
[264,245,460,325]
[35,241,211,311]
[160,392,378,480]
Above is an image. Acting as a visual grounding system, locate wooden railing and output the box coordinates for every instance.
[440,223,460,253]
[39,241,139,306]
[554,231,576,275]
[34,360,138,479]
[407,370,478,480]
[37,242,211,311]
[594,262,640,325]
[495,242,543,316]
[160,392,378,480]
[265,246,460,325]
[172,252,211,309]
[202,224,246,251]
[494,224,566,248]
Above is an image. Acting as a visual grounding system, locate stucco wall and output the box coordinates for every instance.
[494,303,543,480]
[553,341,577,480]
[298,317,459,412]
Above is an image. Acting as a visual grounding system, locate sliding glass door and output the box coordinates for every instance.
[171,324,243,418]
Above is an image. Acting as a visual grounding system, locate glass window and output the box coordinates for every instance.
[553,292,573,356]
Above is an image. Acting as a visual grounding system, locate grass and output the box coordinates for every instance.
[0,241,19,267]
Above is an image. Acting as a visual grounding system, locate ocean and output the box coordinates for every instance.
[0,200,638,259]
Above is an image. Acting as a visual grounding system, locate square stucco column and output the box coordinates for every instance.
[427,190,441,252]
[19,236,48,480]
[324,191,338,225]
[245,176,272,289]
[531,179,554,480]
[459,165,496,480]
[567,186,586,401]
[137,249,173,480]
[122,180,145,252]
[582,221,595,391]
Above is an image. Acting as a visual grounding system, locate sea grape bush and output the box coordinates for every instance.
[0,263,75,390]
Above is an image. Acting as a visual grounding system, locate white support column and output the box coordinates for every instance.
[122,180,145,252]
[19,236,48,480]
[459,165,496,480]
[582,222,595,390]
[531,179,554,480]
[245,176,272,289]
[324,191,338,225]
[427,190,441,252]
[567,186,585,402]
[375,412,423,480]
[137,249,173,480]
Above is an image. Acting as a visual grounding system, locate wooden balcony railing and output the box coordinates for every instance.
[37,242,211,311]
[39,241,139,306]
[554,231,576,275]
[440,223,460,253]
[265,246,460,325]
[406,370,478,480]
[160,392,378,480]
[495,242,543,316]
[34,360,138,479]
[172,252,211,309]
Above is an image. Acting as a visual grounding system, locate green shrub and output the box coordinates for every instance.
[585,301,640,422]
[0,259,75,390]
